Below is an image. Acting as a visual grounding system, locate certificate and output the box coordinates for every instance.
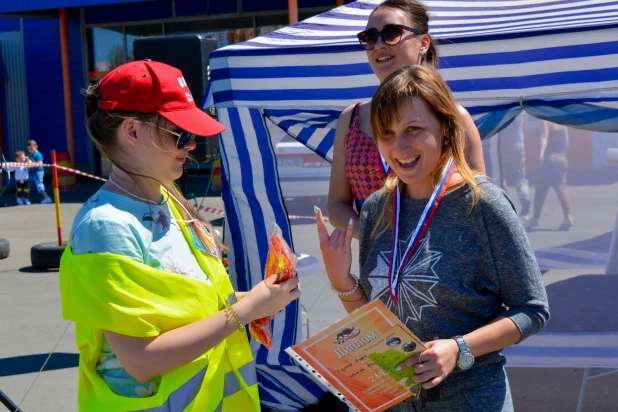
[285,300,426,412]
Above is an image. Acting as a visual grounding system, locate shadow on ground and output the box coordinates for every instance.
[0,353,79,377]
[17,267,58,274]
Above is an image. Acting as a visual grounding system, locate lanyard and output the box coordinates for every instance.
[376,148,391,176]
[388,158,455,302]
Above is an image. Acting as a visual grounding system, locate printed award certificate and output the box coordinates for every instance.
[285,300,426,412]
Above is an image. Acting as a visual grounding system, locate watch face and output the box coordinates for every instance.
[459,353,475,370]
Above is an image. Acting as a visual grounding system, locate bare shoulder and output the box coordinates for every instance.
[456,103,473,120]
[334,102,362,143]
[338,103,357,124]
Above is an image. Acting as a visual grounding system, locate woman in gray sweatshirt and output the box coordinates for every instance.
[315,65,549,411]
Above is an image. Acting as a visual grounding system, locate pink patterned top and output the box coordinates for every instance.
[344,103,388,208]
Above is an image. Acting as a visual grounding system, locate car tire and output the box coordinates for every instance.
[31,242,66,269]
[0,238,9,259]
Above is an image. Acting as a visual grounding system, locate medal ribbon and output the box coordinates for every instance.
[388,158,455,302]
[376,148,391,176]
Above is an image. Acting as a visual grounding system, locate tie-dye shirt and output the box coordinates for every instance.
[70,189,213,398]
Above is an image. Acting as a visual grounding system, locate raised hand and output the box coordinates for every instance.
[315,206,355,291]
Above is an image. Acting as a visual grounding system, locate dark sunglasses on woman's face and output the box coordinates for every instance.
[142,121,197,149]
[357,24,423,50]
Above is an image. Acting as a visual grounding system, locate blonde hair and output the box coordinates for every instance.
[369,65,481,240]
[83,82,223,252]
[15,150,25,158]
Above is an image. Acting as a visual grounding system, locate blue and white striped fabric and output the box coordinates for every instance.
[208,1,618,409]
[216,107,325,409]
[210,0,618,135]
[264,109,340,162]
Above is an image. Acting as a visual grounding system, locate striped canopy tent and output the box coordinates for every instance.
[206,0,618,409]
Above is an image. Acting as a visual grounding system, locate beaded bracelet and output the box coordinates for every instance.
[226,306,245,332]
[340,293,365,303]
[330,274,360,296]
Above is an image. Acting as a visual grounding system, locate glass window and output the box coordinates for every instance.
[125,24,164,63]
[90,26,124,72]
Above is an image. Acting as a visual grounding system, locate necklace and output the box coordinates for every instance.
[108,175,198,224]
[108,174,160,205]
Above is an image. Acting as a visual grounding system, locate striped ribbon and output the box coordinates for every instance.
[376,149,391,177]
[5,162,107,182]
[388,158,455,302]
[4,162,325,221]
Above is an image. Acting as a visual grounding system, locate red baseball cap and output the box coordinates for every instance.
[98,60,225,137]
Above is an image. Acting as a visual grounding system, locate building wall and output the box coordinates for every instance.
[22,9,88,166]
[2,0,353,172]
[0,19,30,160]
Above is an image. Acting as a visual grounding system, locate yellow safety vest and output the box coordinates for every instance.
[59,197,260,412]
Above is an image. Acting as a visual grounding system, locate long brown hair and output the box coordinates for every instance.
[370,0,439,68]
[83,82,221,252]
[369,65,481,240]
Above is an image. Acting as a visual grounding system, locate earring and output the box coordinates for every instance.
[444,138,449,145]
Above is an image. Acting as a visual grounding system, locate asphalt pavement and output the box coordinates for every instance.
[1,177,618,411]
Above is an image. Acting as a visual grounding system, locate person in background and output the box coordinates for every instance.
[316,66,549,411]
[328,0,485,239]
[1,150,31,205]
[26,139,52,204]
[497,113,530,216]
[524,121,573,230]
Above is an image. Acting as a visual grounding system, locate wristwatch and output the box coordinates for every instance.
[452,335,475,370]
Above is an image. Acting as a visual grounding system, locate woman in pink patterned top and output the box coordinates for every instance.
[328,0,485,238]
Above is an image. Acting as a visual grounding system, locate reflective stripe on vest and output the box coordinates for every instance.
[215,362,258,412]
[224,362,257,397]
[136,366,207,412]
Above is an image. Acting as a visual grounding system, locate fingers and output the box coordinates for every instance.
[421,376,443,390]
[412,368,436,384]
[334,229,345,249]
[289,287,301,301]
[314,206,329,244]
[263,275,278,287]
[344,218,354,251]
[407,351,425,367]
[281,275,300,291]
[396,356,417,371]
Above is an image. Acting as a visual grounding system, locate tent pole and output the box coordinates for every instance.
[288,0,298,24]
[336,0,344,6]
[59,8,75,166]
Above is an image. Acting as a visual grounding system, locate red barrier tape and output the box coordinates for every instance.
[4,162,327,221]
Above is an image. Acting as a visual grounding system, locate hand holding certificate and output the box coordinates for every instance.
[286,300,427,412]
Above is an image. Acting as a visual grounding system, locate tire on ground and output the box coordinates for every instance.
[31,242,66,269]
[0,238,9,259]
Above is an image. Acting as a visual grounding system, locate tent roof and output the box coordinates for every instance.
[209,0,618,135]
[214,0,618,55]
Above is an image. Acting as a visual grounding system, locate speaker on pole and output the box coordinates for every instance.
[133,35,219,166]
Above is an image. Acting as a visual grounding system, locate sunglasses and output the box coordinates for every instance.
[357,24,423,50]
[142,121,196,149]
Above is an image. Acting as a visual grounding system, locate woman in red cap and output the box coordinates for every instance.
[59,60,299,411]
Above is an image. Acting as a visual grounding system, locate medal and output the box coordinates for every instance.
[387,158,455,302]
[191,222,220,259]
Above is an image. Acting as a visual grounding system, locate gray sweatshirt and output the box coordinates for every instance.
[359,178,549,386]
